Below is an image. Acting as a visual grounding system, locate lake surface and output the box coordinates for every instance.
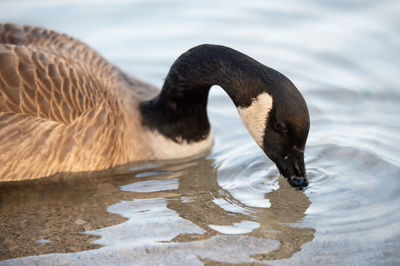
[1,0,400,265]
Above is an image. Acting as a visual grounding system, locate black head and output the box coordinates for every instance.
[230,54,309,189]
[261,79,310,189]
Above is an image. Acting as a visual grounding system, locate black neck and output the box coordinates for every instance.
[140,44,280,143]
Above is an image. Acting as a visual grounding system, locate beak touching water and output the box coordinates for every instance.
[274,146,308,189]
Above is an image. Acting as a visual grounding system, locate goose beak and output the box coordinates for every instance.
[275,146,308,189]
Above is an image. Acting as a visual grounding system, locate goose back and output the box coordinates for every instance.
[0,24,160,181]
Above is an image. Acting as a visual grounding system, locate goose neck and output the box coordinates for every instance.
[140,44,270,143]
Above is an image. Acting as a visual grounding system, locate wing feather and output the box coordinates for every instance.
[0,24,130,181]
[0,23,159,181]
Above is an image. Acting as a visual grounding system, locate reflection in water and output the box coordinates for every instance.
[0,173,129,260]
[0,155,314,263]
[163,158,314,261]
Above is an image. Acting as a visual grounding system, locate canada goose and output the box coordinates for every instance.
[0,24,310,187]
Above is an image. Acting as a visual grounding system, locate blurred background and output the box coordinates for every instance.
[1,0,399,265]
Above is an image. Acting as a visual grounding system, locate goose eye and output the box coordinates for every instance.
[274,123,288,135]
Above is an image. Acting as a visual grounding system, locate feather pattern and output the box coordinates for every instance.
[0,24,163,181]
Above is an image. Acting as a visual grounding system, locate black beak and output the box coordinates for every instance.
[275,146,308,189]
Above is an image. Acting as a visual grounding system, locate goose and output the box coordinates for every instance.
[0,24,310,187]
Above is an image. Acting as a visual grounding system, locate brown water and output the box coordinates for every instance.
[1,0,400,265]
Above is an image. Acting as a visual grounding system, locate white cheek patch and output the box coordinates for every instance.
[237,92,273,148]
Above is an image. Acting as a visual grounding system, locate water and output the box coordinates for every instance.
[1,0,399,264]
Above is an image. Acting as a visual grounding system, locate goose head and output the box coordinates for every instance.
[235,72,310,188]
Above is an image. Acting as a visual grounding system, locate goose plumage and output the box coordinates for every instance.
[0,24,310,187]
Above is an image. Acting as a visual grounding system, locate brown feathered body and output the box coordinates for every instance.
[0,24,213,181]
